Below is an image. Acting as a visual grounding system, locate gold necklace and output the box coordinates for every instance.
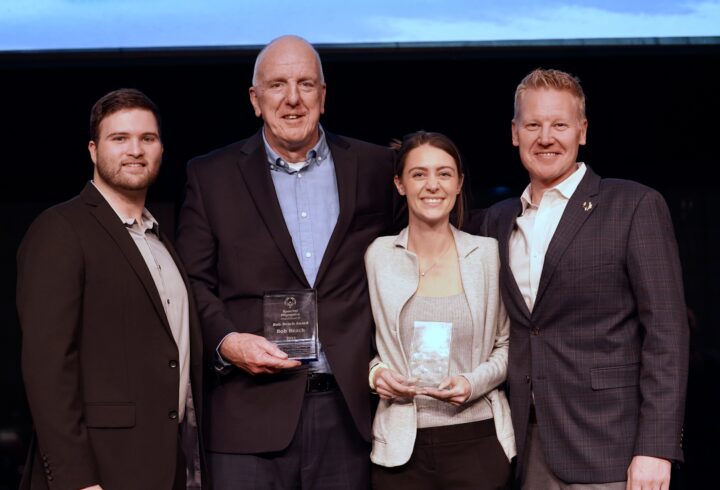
[419,240,454,277]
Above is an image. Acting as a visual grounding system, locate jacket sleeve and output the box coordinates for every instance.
[17,209,100,489]
[627,190,689,462]
[176,160,239,365]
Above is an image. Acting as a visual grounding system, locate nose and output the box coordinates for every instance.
[425,175,439,191]
[285,82,300,106]
[539,125,554,145]
[127,137,144,156]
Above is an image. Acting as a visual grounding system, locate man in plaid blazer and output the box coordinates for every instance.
[469,68,689,489]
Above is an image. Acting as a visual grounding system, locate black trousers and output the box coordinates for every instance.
[371,419,510,490]
[209,390,370,490]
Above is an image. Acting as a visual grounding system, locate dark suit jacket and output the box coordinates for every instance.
[17,183,205,490]
[175,130,401,453]
[470,167,689,483]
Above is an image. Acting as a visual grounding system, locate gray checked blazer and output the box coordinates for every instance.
[471,166,689,483]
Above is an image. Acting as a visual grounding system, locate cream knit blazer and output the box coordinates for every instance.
[365,226,516,467]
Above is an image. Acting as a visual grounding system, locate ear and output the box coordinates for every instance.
[88,140,98,165]
[393,175,405,196]
[579,119,588,146]
[249,86,262,118]
[320,83,327,115]
[457,173,465,194]
[511,120,520,147]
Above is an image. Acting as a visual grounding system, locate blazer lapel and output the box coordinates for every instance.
[533,167,601,309]
[81,183,173,339]
[498,200,532,322]
[235,132,309,287]
[315,132,357,286]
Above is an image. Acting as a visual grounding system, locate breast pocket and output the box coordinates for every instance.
[590,363,640,390]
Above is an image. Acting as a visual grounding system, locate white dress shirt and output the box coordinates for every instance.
[509,163,586,311]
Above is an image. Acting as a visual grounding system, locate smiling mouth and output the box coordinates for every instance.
[283,114,304,120]
[122,162,146,167]
[421,197,444,204]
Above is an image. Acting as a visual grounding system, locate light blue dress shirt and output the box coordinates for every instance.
[263,127,339,373]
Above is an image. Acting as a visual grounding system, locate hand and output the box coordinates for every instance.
[219,333,301,374]
[373,367,419,401]
[420,375,471,406]
[626,455,671,490]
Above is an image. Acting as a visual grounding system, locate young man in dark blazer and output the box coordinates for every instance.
[469,69,689,489]
[176,35,402,489]
[17,89,205,490]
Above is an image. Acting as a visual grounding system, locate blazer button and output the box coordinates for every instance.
[525,375,531,384]
[169,360,178,369]
[531,327,540,336]
[168,410,178,420]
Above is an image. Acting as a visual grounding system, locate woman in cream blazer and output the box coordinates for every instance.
[366,132,515,489]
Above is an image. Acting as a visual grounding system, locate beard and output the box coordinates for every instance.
[94,157,161,192]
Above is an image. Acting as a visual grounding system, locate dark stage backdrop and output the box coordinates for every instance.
[1,41,718,488]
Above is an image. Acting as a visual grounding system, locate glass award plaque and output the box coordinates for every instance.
[263,289,318,361]
[408,321,452,387]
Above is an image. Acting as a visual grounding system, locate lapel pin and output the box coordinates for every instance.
[582,201,593,212]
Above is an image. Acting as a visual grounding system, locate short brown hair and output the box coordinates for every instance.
[392,131,466,229]
[89,88,161,142]
[514,68,586,120]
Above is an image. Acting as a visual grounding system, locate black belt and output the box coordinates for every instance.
[306,373,338,393]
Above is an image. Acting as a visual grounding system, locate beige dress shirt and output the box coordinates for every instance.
[92,183,191,421]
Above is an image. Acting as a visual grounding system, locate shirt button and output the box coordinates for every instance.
[169,360,178,369]
[305,252,312,258]
[301,211,308,218]
[166,299,170,305]
[532,327,540,336]
[168,410,178,420]
[297,173,303,179]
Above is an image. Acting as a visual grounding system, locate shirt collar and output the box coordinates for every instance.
[90,181,159,234]
[263,125,330,173]
[520,162,587,212]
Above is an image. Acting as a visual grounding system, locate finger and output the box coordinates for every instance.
[422,387,452,400]
[437,378,453,390]
[389,372,415,386]
[378,381,414,398]
[383,374,417,395]
[254,338,290,359]
[269,357,301,369]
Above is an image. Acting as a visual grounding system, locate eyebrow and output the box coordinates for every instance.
[105,131,159,138]
[407,165,456,171]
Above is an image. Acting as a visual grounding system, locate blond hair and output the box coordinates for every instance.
[514,68,586,120]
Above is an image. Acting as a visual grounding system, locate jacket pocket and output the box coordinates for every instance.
[84,403,136,428]
[590,363,640,390]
